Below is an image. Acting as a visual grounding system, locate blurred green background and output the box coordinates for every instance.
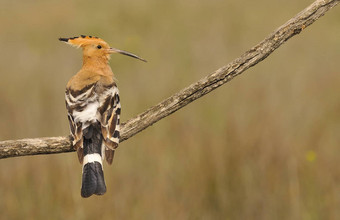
[0,0,339,219]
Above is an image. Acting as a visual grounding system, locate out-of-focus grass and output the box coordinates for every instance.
[0,0,339,219]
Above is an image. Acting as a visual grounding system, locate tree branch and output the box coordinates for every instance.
[0,0,338,159]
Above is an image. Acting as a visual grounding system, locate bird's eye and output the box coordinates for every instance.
[97,45,102,49]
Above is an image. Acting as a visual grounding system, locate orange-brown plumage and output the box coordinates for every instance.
[63,36,114,91]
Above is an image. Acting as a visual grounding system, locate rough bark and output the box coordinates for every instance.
[0,0,338,159]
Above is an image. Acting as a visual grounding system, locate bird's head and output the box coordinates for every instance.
[59,35,146,62]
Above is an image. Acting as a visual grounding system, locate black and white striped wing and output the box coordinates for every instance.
[65,83,121,165]
[99,85,121,164]
[65,83,97,163]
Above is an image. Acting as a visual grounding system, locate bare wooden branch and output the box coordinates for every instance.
[0,0,338,159]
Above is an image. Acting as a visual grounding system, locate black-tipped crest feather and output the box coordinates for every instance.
[59,37,69,42]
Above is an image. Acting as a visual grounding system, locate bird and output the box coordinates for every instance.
[59,35,146,198]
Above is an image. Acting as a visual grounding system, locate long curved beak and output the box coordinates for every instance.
[108,48,147,62]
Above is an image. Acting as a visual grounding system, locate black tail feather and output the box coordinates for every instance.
[81,122,106,198]
[81,162,106,198]
[94,164,106,195]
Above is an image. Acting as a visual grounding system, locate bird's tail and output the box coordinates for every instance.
[81,122,106,198]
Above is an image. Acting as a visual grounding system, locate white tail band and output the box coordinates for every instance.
[83,153,103,168]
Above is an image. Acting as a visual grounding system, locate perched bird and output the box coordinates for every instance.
[59,35,146,198]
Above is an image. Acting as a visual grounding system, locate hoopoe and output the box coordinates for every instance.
[59,35,146,198]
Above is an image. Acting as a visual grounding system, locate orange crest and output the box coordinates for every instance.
[59,35,109,48]
[59,35,147,62]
